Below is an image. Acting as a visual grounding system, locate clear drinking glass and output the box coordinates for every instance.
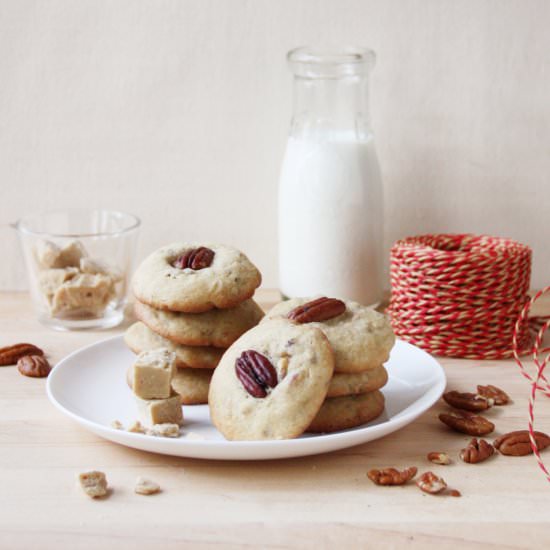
[278,46,383,306]
[13,209,140,330]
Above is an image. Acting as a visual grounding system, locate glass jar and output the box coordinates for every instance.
[13,209,140,330]
[278,46,383,305]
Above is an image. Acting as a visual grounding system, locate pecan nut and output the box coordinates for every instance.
[443,390,493,411]
[17,355,51,378]
[494,430,550,456]
[0,343,44,366]
[416,471,447,494]
[477,384,510,406]
[235,350,278,398]
[287,297,346,323]
[438,409,495,436]
[367,466,417,486]
[460,438,495,463]
[427,452,451,465]
[172,247,214,270]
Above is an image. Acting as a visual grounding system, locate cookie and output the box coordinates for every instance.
[307,390,385,433]
[208,320,334,440]
[124,322,224,369]
[127,364,212,405]
[327,365,388,398]
[263,297,395,373]
[134,298,265,348]
[132,243,262,313]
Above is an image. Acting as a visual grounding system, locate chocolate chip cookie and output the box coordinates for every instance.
[132,243,261,313]
[209,320,334,440]
[263,297,395,373]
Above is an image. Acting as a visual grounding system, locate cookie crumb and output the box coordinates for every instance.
[134,477,161,496]
[128,420,146,434]
[147,423,180,438]
[78,471,108,498]
[111,420,124,430]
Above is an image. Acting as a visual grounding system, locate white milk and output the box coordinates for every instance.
[278,133,383,305]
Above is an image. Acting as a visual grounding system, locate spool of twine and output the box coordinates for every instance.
[387,233,532,359]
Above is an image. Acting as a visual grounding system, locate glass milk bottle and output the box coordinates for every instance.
[278,47,383,305]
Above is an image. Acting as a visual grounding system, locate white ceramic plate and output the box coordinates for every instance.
[47,335,446,460]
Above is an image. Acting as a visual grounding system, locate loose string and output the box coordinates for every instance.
[513,287,550,482]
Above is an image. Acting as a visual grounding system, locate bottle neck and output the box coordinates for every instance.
[290,74,372,141]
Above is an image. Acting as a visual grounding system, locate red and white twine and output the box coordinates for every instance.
[387,233,550,481]
[387,234,532,359]
[513,287,550,482]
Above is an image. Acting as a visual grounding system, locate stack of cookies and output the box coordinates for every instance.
[209,297,395,440]
[125,243,264,405]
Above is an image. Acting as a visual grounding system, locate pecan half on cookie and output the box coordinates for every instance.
[287,297,346,323]
[173,247,214,270]
[235,350,278,398]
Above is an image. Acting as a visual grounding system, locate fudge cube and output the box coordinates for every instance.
[51,273,114,315]
[57,240,87,268]
[132,349,176,399]
[35,240,62,269]
[136,392,184,427]
[38,267,79,301]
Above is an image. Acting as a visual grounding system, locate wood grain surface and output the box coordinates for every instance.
[0,289,549,549]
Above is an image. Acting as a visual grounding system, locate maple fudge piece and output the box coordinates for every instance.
[38,267,79,301]
[132,349,176,399]
[78,471,108,498]
[148,423,180,438]
[57,240,87,268]
[35,240,62,269]
[134,477,161,495]
[51,273,114,315]
[80,257,123,282]
[135,392,183,427]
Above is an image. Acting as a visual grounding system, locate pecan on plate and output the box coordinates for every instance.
[172,247,214,270]
[367,466,417,486]
[460,438,495,463]
[443,390,493,412]
[427,452,451,465]
[287,297,346,323]
[477,384,510,406]
[0,343,44,366]
[438,409,495,436]
[17,355,51,378]
[494,430,550,456]
[416,471,447,494]
[235,350,278,398]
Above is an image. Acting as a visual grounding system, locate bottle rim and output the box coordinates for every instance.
[287,46,375,78]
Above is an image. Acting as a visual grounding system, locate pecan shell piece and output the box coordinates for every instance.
[17,355,51,378]
[477,384,510,406]
[427,452,451,465]
[438,409,495,436]
[367,466,417,486]
[443,390,493,411]
[460,438,495,463]
[416,471,447,494]
[287,297,346,323]
[172,247,215,270]
[235,350,278,398]
[0,343,44,366]
[494,430,550,456]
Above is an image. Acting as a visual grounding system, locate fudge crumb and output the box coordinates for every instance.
[147,423,180,438]
[111,420,124,430]
[128,421,146,434]
[78,471,108,498]
[135,477,161,496]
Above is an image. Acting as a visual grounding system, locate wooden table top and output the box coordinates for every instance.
[1,289,549,549]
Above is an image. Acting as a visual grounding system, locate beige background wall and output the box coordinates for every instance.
[1,0,548,290]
